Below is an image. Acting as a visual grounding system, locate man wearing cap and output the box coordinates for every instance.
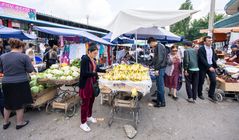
[183,41,199,103]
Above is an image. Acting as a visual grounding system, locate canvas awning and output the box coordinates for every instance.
[105,9,198,41]
[0,25,37,40]
[33,26,111,45]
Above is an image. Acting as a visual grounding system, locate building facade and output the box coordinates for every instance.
[214,0,239,28]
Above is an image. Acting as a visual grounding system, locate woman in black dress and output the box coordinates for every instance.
[0,39,35,130]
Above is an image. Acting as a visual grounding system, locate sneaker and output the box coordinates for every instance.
[87,117,97,123]
[80,123,91,132]
[193,100,196,103]
[208,96,217,103]
[198,96,205,100]
[187,98,194,103]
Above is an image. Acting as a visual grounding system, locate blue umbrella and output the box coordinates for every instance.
[102,32,134,44]
[124,26,182,43]
[0,25,37,40]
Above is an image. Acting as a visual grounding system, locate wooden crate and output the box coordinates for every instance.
[52,95,80,110]
[216,77,239,92]
[31,87,57,108]
[114,98,136,108]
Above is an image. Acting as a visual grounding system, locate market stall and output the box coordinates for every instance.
[30,62,81,117]
[98,64,152,129]
[214,59,239,101]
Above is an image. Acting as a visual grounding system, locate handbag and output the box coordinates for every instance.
[92,79,100,97]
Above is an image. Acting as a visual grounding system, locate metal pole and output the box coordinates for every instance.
[135,32,138,63]
[208,0,216,37]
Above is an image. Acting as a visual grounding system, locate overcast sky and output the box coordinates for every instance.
[1,0,229,27]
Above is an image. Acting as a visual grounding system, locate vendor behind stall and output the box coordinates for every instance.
[229,44,239,63]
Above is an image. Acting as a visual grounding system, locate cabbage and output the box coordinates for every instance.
[31,86,40,94]
[46,74,53,79]
[50,64,59,69]
[38,85,44,92]
[31,75,37,80]
[70,66,79,72]
[72,71,80,77]
[30,80,37,87]
[60,76,66,80]
[66,76,73,80]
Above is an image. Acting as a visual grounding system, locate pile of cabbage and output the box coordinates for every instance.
[39,64,80,81]
[30,75,52,94]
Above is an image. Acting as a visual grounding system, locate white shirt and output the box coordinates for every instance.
[204,45,213,65]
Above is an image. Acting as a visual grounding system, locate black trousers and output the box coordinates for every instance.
[185,71,199,100]
[198,69,216,97]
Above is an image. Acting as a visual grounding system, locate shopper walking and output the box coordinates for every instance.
[0,39,35,130]
[164,45,182,100]
[198,36,218,102]
[183,41,199,103]
[148,37,167,108]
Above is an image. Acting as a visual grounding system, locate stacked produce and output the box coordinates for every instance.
[103,64,149,81]
[30,74,53,95]
[38,64,80,81]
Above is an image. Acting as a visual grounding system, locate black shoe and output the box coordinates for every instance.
[152,99,157,103]
[151,91,157,97]
[198,96,205,100]
[153,103,161,108]
[168,94,172,97]
[160,103,166,107]
[154,103,166,107]
[3,122,11,130]
[208,96,217,103]
[172,96,178,100]
[16,120,29,130]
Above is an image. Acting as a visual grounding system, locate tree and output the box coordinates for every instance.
[171,0,193,37]
[187,13,225,41]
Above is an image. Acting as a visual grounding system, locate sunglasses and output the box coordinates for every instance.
[172,50,178,52]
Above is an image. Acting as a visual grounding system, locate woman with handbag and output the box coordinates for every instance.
[0,39,34,130]
[164,45,182,100]
[79,43,101,132]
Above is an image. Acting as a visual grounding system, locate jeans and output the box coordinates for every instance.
[156,68,166,104]
[198,69,216,97]
[185,71,199,100]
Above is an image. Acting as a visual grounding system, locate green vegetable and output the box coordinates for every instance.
[31,86,40,94]
[30,80,37,87]
[38,85,44,92]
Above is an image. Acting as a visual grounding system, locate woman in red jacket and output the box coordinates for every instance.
[79,43,99,132]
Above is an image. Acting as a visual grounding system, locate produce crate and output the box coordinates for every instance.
[100,85,112,105]
[31,87,57,108]
[51,94,80,117]
[216,77,239,92]
[38,77,79,86]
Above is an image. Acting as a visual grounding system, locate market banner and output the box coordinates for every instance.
[0,1,36,20]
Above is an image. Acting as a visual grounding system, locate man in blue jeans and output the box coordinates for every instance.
[148,37,168,107]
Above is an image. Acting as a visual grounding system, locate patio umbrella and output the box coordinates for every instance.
[102,32,134,44]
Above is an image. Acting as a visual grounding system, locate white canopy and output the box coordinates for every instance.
[106,9,198,41]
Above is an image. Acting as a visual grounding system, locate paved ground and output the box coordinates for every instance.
[1,82,239,140]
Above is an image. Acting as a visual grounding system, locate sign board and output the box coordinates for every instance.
[0,1,36,20]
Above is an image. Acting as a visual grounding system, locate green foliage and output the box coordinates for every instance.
[171,0,193,37]
[187,14,225,40]
[171,0,225,41]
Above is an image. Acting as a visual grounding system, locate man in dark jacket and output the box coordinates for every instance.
[148,37,167,107]
[198,36,218,102]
